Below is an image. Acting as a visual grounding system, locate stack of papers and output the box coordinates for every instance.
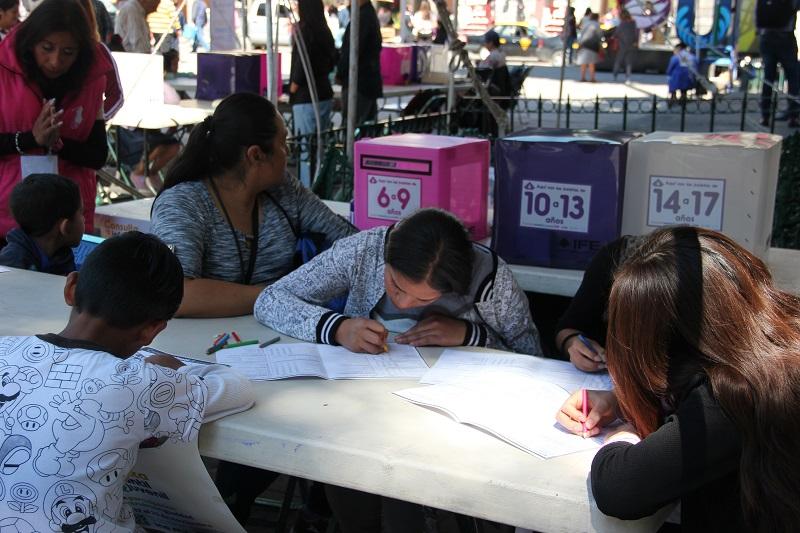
[215,342,429,380]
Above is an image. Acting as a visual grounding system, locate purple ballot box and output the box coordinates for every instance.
[493,129,642,269]
[196,52,268,101]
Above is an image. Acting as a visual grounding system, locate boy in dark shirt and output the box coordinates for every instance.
[0,173,84,274]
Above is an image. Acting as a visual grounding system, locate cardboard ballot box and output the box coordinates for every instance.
[380,44,414,85]
[354,134,490,239]
[196,51,281,100]
[493,129,641,269]
[622,132,782,257]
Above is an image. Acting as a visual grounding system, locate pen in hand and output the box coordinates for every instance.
[578,334,606,363]
[581,388,589,439]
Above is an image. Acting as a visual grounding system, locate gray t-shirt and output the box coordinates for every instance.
[150,176,356,285]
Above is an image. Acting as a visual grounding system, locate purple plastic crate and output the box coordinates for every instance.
[493,128,642,269]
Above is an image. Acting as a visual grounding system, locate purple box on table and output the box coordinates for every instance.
[196,52,262,101]
[493,129,642,269]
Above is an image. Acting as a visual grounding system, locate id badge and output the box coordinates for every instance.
[21,155,58,179]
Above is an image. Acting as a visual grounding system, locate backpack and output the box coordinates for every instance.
[756,0,795,29]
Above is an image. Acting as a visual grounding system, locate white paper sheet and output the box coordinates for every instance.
[216,342,428,380]
[395,374,604,459]
[319,344,429,379]
[21,154,58,178]
[421,349,613,393]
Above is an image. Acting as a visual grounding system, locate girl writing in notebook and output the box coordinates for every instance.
[557,226,800,531]
[255,207,542,355]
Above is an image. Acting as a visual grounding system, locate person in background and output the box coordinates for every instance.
[612,9,638,83]
[577,12,601,82]
[0,0,20,41]
[290,0,337,188]
[376,3,392,27]
[0,230,255,531]
[557,226,800,531]
[411,0,434,41]
[92,0,113,43]
[150,92,356,319]
[0,0,117,240]
[147,0,181,52]
[561,6,577,65]
[0,173,83,273]
[115,0,158,53]
[478,29,506,69]
[191,0,208,52]
[336,0,382,125]
[667,42,697,106]
[578,6,592,30]
[757,0,800,127]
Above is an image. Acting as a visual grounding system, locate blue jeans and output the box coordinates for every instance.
[759,31,800,120]
[192,23,209,52]
[292,99,333,187]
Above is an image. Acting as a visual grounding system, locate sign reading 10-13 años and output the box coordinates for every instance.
[647,176,725,230]
[519,180,592,233]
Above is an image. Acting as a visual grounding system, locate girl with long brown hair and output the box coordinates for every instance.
[557,226,800,531]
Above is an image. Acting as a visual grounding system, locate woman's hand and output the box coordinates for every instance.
[32,100,63,148]
[556,389,618,438]
[290,82,299,94]
[395,315,467,347]
[335,318,388,354]
[564,334,606,372]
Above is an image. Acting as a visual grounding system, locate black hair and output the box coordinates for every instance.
[484,29,501,48]
[0,0,19,11]
[162,49,179,72]
[14,0,95,102]
[10,173,80,237]
[75,232,184,328]
[160,92,280,193]
[385,208,474,295]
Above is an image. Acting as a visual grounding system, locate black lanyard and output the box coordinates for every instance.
[209,179,259,285]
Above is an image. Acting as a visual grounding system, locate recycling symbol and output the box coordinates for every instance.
[369,177,377,184]
[524,182,535,190]
[653,179,664,187]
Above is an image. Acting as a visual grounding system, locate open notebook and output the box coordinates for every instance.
[215,342,429,380]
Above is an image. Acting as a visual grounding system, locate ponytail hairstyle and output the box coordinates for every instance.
[385,208,474,295]
[160,93,279,193]
[606,226,800,531]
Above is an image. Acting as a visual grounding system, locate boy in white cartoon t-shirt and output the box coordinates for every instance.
[0,231,254,532]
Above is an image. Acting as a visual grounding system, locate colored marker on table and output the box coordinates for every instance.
[231,331,241,342]
[214,333,230,347]
[206,342,228,355]
[220,339,259,350]
[259,336,281,348]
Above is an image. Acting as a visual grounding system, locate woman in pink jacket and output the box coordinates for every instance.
[0,0,122,240]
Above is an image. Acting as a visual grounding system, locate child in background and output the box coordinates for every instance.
[0,231,255,531]
[667,42,697,106]
[0,0,20,41]
[0,173,83,274]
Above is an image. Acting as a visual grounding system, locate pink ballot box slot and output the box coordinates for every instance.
[354,134,490,240]
[380,44,414,85]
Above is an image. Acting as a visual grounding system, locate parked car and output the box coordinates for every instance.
[466,22,563,64]
[248,1,292,48]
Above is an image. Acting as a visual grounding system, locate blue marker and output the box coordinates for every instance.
[577,334,598,355]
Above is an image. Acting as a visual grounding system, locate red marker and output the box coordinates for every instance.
[231,331,241,342]
[581,388,589,438]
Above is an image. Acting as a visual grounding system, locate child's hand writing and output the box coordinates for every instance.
[556,389,618,438]
[335,318,388,354]
[564,334,606,372]
[395,314,467,347]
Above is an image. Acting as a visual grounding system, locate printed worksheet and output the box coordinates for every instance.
[216,343,428,380]
[421,349,613,393]
[395,373,604,458]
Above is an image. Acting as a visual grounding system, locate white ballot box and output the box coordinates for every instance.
[621,132,782,257]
